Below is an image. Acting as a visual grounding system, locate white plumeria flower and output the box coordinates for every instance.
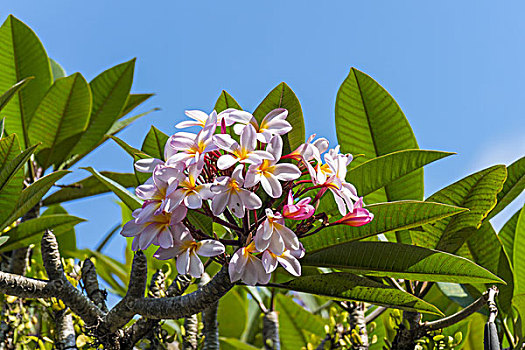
[283,134,329,164]
[175,109,237,129]
[210,165,262,218]
[121,207,187,251]
[213,124,274,170]
[324,145,353,182]
[228,242,271,286]
[166,112,218,165]
[254,209,300,256]
[261,243,305,276]
[154,230,225,278]
[228,108,292,143]
[244,135,301,198]
[134,157,165,173]
[167,160,214,211]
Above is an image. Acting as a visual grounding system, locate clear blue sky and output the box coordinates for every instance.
[2,1,524,260]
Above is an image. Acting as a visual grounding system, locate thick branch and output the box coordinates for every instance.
[348,302,368,349]
[0,271,52,298]
[105,251,147,333]
[55,309,77,350]
[81,258,108,312]
[263,311,280,350]
[42,230,65,280]
[133,266,232,319]
[200,273,219,350]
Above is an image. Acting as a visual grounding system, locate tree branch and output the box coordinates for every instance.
[104,251,147,333]
[81,258,108,312]
[0,271,52,298]
[132,266,232,319]
[200,273,219,350]
[55,309,77,350]
[263,311,280,350]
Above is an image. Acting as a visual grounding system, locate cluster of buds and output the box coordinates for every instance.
[121,107,374,285]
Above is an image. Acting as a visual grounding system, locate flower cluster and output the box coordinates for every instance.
[121,107,373,284]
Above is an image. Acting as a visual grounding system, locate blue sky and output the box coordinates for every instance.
[2,1,524,260]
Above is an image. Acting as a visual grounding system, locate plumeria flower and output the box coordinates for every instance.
[228,242,271,286]
[228,108,292,143]
[175,109,237,129]
[154,230,225,278]
[134,157,165,173]
[332,197,374,227]
[210,165,262,218]
[167,160,214,211]
[244,135,301,198]
[166,112,218,165]
[282,191,315,220]
[282,134,329,163]
[261,243,305,276]
[213,124,274,170]
[121,207,187,251]
[324,145,353,182]
[254,209,300,255]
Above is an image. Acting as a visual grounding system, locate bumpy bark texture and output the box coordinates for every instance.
[263,311,280,350]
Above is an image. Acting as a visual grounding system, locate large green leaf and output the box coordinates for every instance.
[275,293,325,350]
[42,205,77,256]
[217,288,248,338]
[141,126,169,160]
[335,68,421,203]
[301,200,466,252]
[219,338,259,350]
[0,77,34,112]
[253,82,305,155]
[119,93,154,119]
[0,15,52,148]
[49,58,66,81]
[499,208,521,265]
[348,150,454,199]
[29,73,92,168]
[513,206,525,295]
[0,170,70,231]
[414,165,507,253]
[82,167,142,210]
[0,135,36,218]
[302,241,503,284]
[487,156,525,220]
[71,59,135,156]
[43,172,139,206]
[0,214,84,252]
[276,272,443,315]
[214,90,242,112]
[186,210,213,234]
[107,108,159,136]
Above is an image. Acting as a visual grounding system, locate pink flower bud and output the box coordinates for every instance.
[282,191,315,220]
[332,197,373,227]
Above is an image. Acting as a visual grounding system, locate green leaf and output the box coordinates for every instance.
[487,156,525,220]
[415,165,507,253]
[214,90,242,112]
[499,208,521,264]
[219,338,260,350]
[513,206,525,295]
[0,77,34,112]
[276,272,443,315]
[0,15,53,148]
[335,68,421,203]
[43,172,139,206]
[348,150,454,199]
[29,73,92,168]
[0,236,9,247]
[110,135,149,159]
[0,214,84,252]
[42,205,77,256]
[49,58,66,81]
[275,294,325,350]
[301,200,466,252]
[82,167,142,211]
[302,241,503,284]
[253,82,305,155]
[141,126,169,160]
[0,135,32,216]
[107,108,160,136]
[119,93,154,118]
[512,294,525,340]
[0,171,70,232]
[217,289,248,338]
[71,59,135,155]
[186,210,212,234]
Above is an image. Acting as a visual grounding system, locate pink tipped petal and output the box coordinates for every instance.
[197,240,226,257]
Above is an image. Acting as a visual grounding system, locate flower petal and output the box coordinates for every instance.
[188,252,204,278]
[217,154,239,170]
[197,240,226,257]
[176,249,191,275]
[211,192,230,216]
[261,251,278,273]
